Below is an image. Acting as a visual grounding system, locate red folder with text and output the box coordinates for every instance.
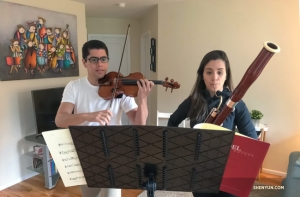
[194,123,270,197]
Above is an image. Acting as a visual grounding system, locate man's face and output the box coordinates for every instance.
[82,49,109,81]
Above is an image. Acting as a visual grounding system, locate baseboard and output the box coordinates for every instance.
[0,172,37,191]
[262,168,287,177]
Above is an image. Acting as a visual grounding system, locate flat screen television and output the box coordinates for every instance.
[31,87,65,134]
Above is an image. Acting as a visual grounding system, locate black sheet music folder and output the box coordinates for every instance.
[69,125,235,196]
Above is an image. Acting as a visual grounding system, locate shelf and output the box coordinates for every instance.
[25,151,53,161]
[25,151,44,159]
[25,135,60,190]
[26,166,44,174]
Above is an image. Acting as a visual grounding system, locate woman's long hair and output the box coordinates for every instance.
[188,50,234,121]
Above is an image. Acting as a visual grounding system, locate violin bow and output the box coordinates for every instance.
[108,24,131,109]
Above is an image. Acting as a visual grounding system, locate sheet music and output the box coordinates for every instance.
[42,129,87,187]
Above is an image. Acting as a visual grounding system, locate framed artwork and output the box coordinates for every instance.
[0,1,79,81]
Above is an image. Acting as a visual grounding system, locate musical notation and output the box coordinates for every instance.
[70,176,85,181]
[58,142,74,146]
[59,149,76,154]
[68,170,83,174]
[42,129,87,187]
[62,156,78,162]
[65,163,81,168]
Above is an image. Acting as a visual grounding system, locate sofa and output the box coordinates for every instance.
[279,151,300,197]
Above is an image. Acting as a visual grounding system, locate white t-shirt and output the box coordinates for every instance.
[61,76,138,126]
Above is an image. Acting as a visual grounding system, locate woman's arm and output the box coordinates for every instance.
[167,97,191,127]
[234,101,258,139]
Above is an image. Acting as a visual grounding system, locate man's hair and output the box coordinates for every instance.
[82,40,109,59]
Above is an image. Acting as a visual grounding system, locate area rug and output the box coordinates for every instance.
[137,182,281,197]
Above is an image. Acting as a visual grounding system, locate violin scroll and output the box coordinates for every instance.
[163,77,180,93]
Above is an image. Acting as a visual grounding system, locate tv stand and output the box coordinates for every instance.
[25,133,60,189]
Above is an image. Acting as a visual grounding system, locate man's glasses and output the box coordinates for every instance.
[86,56,109,64]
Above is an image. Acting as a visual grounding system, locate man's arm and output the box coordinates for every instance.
[126,98,147,125]
[55,102,112,128]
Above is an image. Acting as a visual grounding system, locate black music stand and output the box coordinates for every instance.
[68,125,235,197]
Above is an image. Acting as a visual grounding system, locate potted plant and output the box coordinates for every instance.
[250,110,263,126]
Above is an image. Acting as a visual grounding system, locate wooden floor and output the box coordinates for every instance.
[0,172,284,197]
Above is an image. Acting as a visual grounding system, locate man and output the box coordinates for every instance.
[55,40,154,197]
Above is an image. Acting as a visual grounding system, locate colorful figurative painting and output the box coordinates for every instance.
[0,1,79,81]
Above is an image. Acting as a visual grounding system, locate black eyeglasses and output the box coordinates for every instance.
[86,56,109,64]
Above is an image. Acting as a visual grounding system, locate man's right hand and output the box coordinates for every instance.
[87,109,113,125]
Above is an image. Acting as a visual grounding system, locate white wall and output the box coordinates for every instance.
[86,17,141,73]
[0,0,87,190]
[157,0,300,175]
[140,6,158,126]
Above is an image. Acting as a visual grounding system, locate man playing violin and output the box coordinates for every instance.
[55,39,154,197]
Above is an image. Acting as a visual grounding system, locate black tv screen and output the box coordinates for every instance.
[31,87,65,134]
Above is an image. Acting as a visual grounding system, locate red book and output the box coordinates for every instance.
[194,123,270,197]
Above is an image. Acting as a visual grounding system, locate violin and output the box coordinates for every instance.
[98,71,180,100]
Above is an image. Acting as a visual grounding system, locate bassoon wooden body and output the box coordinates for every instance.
[204,41,280,125]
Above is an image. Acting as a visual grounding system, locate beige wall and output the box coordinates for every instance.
[157,0,300,174]
[86,17,141,73]
[140,6,158,125]
[0,0,86,189]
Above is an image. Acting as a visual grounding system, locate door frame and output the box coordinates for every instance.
[140,30,151,124]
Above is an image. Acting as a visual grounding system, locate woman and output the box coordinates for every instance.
[167,50,257,197]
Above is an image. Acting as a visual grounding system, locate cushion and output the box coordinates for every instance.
[295,157,300,166]
[280,178,300,197]
[288,152,300,178]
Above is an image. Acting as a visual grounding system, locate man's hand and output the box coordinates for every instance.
[87,109,113,125]
[137,79,154,101]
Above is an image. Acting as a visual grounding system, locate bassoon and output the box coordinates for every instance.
[204,41,280,125]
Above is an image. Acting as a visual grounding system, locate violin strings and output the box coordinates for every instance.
[117,79,163,85]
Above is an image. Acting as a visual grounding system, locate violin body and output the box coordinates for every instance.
[98,72,144,100]
[98,71,180,100]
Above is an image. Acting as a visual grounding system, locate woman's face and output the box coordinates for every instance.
[203,59,227,97]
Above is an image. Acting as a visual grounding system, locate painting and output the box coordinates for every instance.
[0,1,79,81]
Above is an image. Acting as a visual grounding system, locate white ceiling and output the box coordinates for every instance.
[71,0,184,18]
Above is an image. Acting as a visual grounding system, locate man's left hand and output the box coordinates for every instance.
[137,79,154,101]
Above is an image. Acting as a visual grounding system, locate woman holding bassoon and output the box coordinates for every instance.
[168,42,280,196]
[168,50,257,140]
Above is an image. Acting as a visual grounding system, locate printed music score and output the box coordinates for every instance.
[42,129,87,187]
